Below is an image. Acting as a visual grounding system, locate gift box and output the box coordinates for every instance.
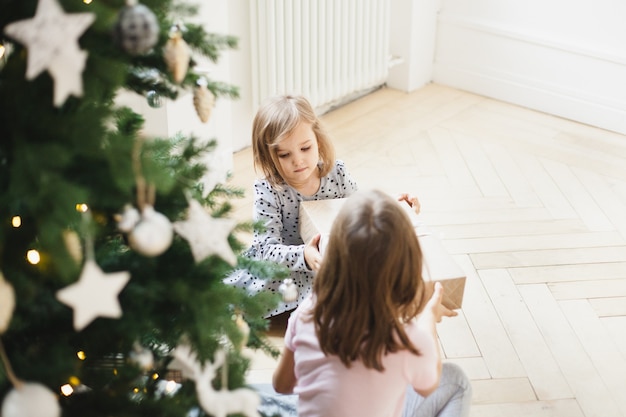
[299,198,466,309]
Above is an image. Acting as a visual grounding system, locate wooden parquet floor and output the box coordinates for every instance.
[229,84,626,417]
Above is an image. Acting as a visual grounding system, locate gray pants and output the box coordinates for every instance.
[254,362,472,417]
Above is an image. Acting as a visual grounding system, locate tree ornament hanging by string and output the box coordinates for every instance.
[128,341,154,371]
[62,229,82,265]
[1,382,61,417]
[171,345,261,417]
[56,208,131,331]
[163,24,190,84]
[128,205,173,257]
[115,204,141,233]
[0,338,60,417]
[173,198,237,265]
[113,0,159,55]
[193,78,215,123]
[279,278,298,302]
[0,272,15,334]
[233,313,250,350]
[120,138,174,257]
[146,90,163,108]
[2,0,95,106]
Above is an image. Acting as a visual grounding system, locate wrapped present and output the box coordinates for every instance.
[299,198,466,309]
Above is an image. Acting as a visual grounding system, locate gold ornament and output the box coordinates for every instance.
[163,26,190,84]
[193,80,215,123]
[62,229,82,265]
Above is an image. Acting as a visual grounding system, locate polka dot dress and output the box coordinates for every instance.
[225,160,358,317]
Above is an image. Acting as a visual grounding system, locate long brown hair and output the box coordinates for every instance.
[312,189,426,371]
[251,95,335,188]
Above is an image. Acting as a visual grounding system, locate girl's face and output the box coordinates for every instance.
[275,122,320,190]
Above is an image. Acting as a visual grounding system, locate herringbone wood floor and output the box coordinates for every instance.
[229,84,626,417]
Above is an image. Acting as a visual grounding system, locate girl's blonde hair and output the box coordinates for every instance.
[312,189,426,371]
[251,95,335,187]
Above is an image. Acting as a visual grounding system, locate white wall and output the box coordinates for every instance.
[433,0,626,135]
[118,1,256,193]
[387,0,438,92]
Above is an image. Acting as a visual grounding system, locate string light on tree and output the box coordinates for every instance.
[26,250,40,265]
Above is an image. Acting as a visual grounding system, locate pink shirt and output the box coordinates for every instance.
[284,297,439,417]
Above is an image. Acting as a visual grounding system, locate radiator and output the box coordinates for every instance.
[250,0,391,112]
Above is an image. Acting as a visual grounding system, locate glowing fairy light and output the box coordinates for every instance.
[11,216,21,228]
[83,0,93,3]
[164,380,178,394]
[60,384,73,396]
[75,203,89,213]
[69,376,81,386]
[151,373,159,380]
[0,44,5,59]
[26,249,40,264]
[77,351,86,360]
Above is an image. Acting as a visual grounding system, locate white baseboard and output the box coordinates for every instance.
[433,15,626,135]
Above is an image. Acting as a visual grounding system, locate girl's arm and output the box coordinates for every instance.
[251,182,310,272]
[413,283,457,397]
[272,346,297,394]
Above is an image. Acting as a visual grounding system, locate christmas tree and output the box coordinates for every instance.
[0,0,284,416]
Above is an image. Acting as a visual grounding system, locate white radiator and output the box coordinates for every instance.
[250,0,390,112]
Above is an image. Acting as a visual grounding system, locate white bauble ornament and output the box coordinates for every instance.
[115,204,141,233]
[193,80,215,123]
[0,271,15,334]
[128,342,154,371]
[163,27,190,84]
[128,206,173,257]
[278,279,298,302]
[114,1,159,55]
[1,382,61,417]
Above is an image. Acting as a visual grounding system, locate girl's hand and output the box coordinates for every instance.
[425,282,458,322]
[304,234,322,272]
[398,193,421,214]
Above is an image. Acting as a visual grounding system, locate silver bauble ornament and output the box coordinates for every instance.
[128,206,173,257]
[146,90,163,108]
[114,1,159,55]
[1,382,61,417]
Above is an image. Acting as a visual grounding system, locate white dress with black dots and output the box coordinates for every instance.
[225,159,358,317]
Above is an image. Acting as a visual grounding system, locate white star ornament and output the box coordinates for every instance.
[3,0,95,106]
[56,259,131,331]
[173,199,237,265]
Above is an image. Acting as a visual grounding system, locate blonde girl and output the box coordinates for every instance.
[271,189,472,417]
[226,95,358,317]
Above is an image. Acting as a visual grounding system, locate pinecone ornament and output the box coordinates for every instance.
[163,26,190,84]
[193,81,215,123]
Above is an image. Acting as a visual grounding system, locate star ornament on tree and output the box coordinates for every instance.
[56,259,131,331]
[3,0,95,106]
[173,199,237,265]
